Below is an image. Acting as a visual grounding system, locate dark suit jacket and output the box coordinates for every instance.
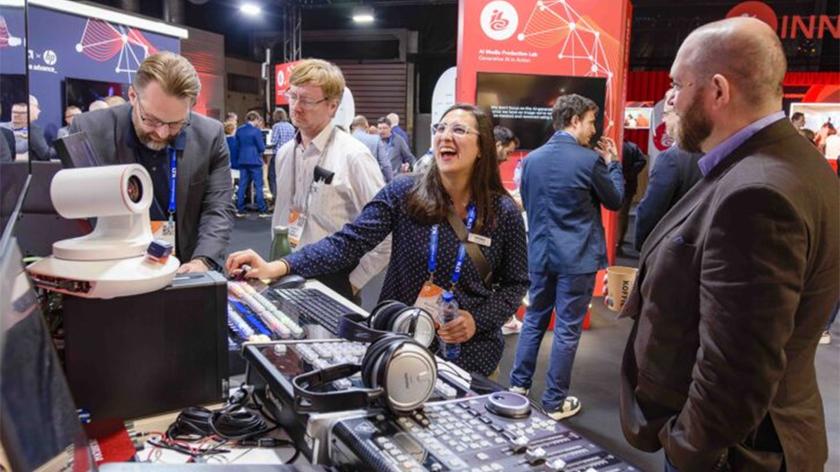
[634,146,703,251]
[383,134,415,174]
[353,130,393,182]
[69,104,234,265]
[619,119,839,471]
[621,140,647,199]
[234,123,265,167]
[0,127,14,162]
[226,135,239,169]
[521,131,624,274]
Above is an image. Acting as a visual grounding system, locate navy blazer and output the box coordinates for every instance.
[235,123,265,167]
[383,134,415,174]
[226,135,239,170]
[633,146,702,251]
[521,131,624,274]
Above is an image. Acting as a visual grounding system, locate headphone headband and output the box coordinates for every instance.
[337,313,394,343]
[292,363,383,413]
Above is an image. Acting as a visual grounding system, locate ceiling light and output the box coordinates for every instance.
[352,6,374,23]
[240,3,261,16]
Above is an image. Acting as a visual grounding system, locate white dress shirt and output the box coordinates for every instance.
[273,124,391,288]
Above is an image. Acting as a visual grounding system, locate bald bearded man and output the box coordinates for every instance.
[618,17,839,472]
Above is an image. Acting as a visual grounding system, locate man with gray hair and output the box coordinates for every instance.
[350,115,392,182]
[70,51,234,273]
[619,17,838,471]
[387,112,410,148]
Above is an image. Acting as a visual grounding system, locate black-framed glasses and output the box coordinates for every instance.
[431,122,479,137]
[284,91,328,109]
[134,91,191,132]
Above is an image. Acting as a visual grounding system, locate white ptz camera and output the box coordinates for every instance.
[26,164,180,299]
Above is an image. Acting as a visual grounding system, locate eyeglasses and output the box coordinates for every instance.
[134,91,191,132]
[431,122,480,137]
[285,91,328,109]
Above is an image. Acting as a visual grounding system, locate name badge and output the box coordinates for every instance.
[414,281,445,324]
[467,233,491,247]
[151,220,177,255]
[288,210,306,249]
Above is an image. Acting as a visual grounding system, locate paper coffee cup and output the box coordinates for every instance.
[606,266,637,311]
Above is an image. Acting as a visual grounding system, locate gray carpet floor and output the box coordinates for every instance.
[230,212,839,471]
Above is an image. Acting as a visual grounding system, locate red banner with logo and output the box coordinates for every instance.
[457,0,632,139]
[457,0,633,272]
[274,61,301,106]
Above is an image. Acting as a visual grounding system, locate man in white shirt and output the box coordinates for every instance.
[272,59,390,300]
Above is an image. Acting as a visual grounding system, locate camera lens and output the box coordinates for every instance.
[127,176,143,203]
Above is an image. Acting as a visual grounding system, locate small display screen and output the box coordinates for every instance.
[476,72,607,150]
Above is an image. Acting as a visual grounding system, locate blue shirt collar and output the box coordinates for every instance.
[697,111,785,176]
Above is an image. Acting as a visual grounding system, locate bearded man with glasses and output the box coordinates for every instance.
[69,51,234,274]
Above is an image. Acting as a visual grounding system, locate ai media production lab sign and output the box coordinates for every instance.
[726,1,839,40]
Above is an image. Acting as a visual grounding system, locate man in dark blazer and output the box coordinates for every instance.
[619,18,838,472]
[234,111,269,217]
[510,93,623,420]
[616,140,646,255]
[70,52,234,273]
[634,89,703,251]
[377,116,415,174]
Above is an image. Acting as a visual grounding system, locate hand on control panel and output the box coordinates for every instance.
[437,309,476,343]
[226,249,289,280]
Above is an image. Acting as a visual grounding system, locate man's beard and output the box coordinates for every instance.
[132,113,174,151]
[677,91,712,153]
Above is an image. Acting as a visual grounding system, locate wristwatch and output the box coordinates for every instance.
[194,256,221,272]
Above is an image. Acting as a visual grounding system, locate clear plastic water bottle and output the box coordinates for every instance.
[438,291,461,360]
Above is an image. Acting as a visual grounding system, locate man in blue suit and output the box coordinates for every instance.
[510,93,623,420]
[235,111,269,218]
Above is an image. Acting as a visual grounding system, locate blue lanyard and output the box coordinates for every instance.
[428,203,477,289]
[167,147,177,218]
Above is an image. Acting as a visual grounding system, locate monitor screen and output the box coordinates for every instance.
[54,131,102,168]
[0,161,29,246]
[0,237,95,472]
[13,161,93,258]
[0,74,26,122]
[64,77,129,113]
[476,72,607,150]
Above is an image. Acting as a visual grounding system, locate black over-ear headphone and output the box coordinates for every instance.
[292,314,437,415]
[366,300,436,347]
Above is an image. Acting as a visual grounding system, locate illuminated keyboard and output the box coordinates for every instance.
[268,288,356,336]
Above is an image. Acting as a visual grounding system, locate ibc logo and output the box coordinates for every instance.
[480,1,519,41]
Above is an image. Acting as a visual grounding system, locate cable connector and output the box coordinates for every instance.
[238,437,285,448]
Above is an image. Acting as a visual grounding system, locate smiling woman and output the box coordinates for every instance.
[227,104,530,377]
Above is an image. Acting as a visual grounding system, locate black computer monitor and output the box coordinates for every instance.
[0,236,95,471]
[0,161,30,247]
[54,131,103,168]
[64,77,129,112]
[14,161,93,258]
[476,72,607,150]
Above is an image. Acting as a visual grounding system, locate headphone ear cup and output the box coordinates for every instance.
[377,338,438,414]
[390,307,436,347]
[361,334,399,389]
[371,300,406,332]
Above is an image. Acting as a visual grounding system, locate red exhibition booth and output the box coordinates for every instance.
[455,0,634,321]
